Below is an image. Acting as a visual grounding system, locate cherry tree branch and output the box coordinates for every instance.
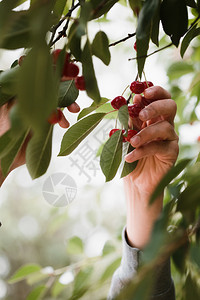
[109,32,136,47]
[128,43,173,61]
[49,1,80,47]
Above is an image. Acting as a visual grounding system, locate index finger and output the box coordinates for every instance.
[143,86,171,100]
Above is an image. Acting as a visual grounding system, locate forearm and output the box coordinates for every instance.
[124,177,163,249]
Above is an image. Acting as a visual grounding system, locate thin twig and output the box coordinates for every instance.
[109,32,136,47]
[128,43,173,61]
[49,1,80,47]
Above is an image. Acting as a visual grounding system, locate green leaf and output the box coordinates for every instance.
[8,264,41,284]
[27,285,46,300]
[177,181,200,213]
[0,130,15,159]
[0,89,12,107]
[184,273,200,299]
[26,125,53,179]
[82,39,101,102]
[151,1,161,46]
[172,242,189,272]
[1,130,29,177]
[167,62,194,80]
[100,257,121,283]
[1,11,31,50]
[0,66,19,95]
[118,105,129,131]
[136,30,150,79]
[58,80,79,108]
[189,243,200,269]
[18,45,58,133]
[102,241,115,256]
[68,21,82,61]
[136,0,160,39]
[128,0,142,15]
[92,31,111,65]
[59,113,106,156]
[181,27,200,57]
[121,144,138,178]
[150,158,191,204]
[161,0,188,46]
[100,130,123,182]
[90,0,119,20]
[72,266,93,299]
[77,98,109,120]
[53,0,68,20]
[67,236,84,255]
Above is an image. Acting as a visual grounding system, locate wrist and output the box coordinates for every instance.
[124,178,164,249]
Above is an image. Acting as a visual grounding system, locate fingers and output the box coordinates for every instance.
[67,102,80,113]
[129,120,178,148]
[125,140,179,163]
[143,86,171,100]
[139,99,177,125]
[58,111,70,128]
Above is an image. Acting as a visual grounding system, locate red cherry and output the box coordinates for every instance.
[124,130,138,142]
[111,96,127,110]
[18,55,26,66]
[130,81,145,94]
[48,108,63,125]
[75,76,86,91]
[143,81,154,89]
[62,62,79,78]
[197,136,200,142]
[128,103,143,118]
[134,42,137,51]
[109,129,126,142]
[52,49,62,64]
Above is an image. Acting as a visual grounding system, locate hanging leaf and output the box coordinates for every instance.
[0,130,15,159]
[68,21,82,61]
[151,1,161,46]
[58,80,79,108]
[181,26,200,57]
[90,0,119,20]
[118,105,129,131]
[26,285,46,300]
[92,31,111,65]
[150,158,191,204]
[189,243,200,269]
[136,30,150,79]
[100,130,123,182]
[121,144,138,178]
[82,39,101,102]
[0,89,12,107]
[77,98,109,120]
[8,264,41,284]
[167,61,194,80]
[161,0,188,47]
[67,236,84,255]
[128,0,142,15]
[177,181,200,213]
[26,125,53,179]
[184,273,200,299]
[172,241,189,273]
[53,0,68,21]
[1,130,29,177]
[59,113,106,156]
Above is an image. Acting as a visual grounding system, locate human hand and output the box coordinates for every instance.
[125,86,179,196]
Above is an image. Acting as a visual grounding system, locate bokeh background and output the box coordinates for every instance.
[0,1,200,299]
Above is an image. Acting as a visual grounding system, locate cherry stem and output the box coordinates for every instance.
[121,85,129,96]
[142,70,148,86]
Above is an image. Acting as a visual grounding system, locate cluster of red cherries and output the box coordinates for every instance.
[18,50,86,125]
[109,80,154,142]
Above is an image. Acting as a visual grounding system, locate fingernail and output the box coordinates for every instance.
[125,153,133,162]
[139,109,148,120]
[130,135,140,146]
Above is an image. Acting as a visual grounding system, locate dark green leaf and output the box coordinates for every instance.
[90,0,119,20]
[26,126,53,179]
[186,0,197,8]
[121,144,138,178]
[151,1,161,46]
[0,130,15,159]
[128,0,142,15]
[137,0,160,39]
[68,21,82,61]
[1,11,31,50]
[100,257,121,282]
[59,113,106,156]
[118,105,129,131]
[67,236,84,255]
[136,30,150,79]
[167,62,194,80]
[100,130,123,182]
[150,158,191,204]
[82,39,101,102]
[8,264,41,284]
[189,243,200,269]
[177,181,200,213]
[161,0,188,46]
[58,80,79,108]
[0,89,12,107]
[1,130,29,177]
[172,242,189,272]
[181,27,200,57]
[0,66,19,95]
[9,104,27,138]
[184,273,200,299]
[92,31,111,65]
[18,45,58,133]
[77,98,109,120]
[27,285,46,300]
[53,0,68,20]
